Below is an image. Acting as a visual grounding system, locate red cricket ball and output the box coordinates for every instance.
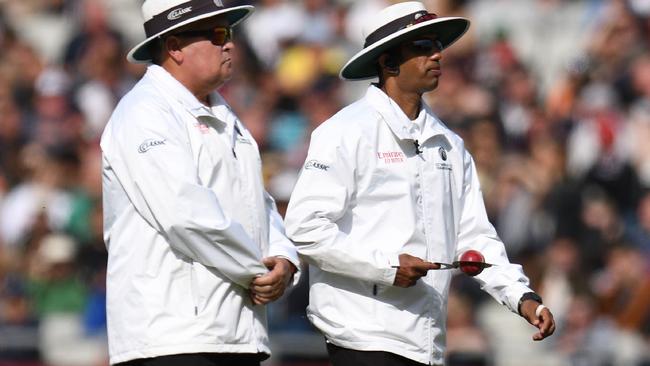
[459,249,485,276]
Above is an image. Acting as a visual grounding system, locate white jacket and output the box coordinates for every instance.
[285,85,533,365]
[101,65,299,365]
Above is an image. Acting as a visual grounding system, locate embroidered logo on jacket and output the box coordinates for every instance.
[138,139,166,153]
[439,147,447,161]
[377,151,405,164]
[304,160,330,171]
[236,136,252,145]
[195,123,210,134]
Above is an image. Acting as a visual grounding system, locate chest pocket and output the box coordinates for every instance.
[420,139,460,257]
[367,139,414,197]
[190,117,240,193]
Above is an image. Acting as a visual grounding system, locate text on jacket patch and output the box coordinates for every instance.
[138,139,166,153]
[195,123,210,134]
[305,160,330,171]
[377,151,405,164]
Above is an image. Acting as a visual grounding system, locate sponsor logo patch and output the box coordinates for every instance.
[195,123,210,134]
[304,160,330,171]
[436,162,452,171]
[213,0,224,6]
[167,6,192,20]
[138,139,166,153]
[439,147,447,161]
[377,151,405,164]
[236,136,252,145]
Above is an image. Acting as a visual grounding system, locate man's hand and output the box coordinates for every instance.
[393,254,440,287]
[520,300,556,341]
[249,257,297,305]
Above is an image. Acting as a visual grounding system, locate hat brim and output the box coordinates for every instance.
[340,17,470,80]
[127,5,254,64]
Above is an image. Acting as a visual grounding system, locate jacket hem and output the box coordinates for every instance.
[325,337,442,366]
[109,343,269,365]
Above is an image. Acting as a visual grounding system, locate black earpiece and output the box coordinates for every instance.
[384,54,399,71]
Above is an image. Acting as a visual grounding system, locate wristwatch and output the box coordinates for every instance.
[517,292,543,315]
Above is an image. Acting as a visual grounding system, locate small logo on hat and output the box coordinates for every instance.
[168,6,192,20]
[439,147,447,161]
[213,0,224,6]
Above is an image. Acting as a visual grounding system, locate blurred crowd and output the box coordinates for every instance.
[0,0,649,365]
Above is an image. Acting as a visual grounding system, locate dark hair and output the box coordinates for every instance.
[149,37,165,65]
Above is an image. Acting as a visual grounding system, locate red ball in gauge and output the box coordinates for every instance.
[458,249,485,276]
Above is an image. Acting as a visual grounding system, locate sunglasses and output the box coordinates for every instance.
[173,27,233,46]
[405,39,444,55]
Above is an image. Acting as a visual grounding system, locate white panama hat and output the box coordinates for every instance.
[127,0,254,63]
[340,1,469,80]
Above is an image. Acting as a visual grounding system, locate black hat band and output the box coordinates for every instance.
[363,10,437,48]
[144,0,225,38]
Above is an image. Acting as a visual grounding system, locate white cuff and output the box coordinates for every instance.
[388,253,401,268]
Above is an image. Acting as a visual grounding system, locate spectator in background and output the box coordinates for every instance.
[64,0,138,141]
[101,1,299,365]
[285,3,555,366]
[553,291,618,366]
[591,244,650,365]
[0,95,28,187]
[0,143,76,250]
[0,273,39,363]
[26,233,107,366]
[243,0,306,67]
[626,189,650,255]
[28,67,84,147]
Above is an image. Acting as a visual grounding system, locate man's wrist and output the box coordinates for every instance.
[518,292,543,316]
[274,256,298,273]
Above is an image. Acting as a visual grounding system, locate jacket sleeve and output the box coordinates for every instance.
[284,126,398,286]
[456,149,533,313]
[103,101,267,288]
[264,191,301,286]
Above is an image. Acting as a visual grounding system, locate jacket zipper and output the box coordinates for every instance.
[189,260,199,316]
[415,146,435,363]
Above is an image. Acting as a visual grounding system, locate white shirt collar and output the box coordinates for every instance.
[365,85,447,143]
[146,65,230,124]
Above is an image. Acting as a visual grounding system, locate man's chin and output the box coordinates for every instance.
[420,81,439,94]
[214,70,233,87]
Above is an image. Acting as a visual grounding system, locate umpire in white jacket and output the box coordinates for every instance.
[101,1,299,365]
[284,2,555,366]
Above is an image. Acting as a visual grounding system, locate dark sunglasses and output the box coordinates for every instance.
[173,27,233,46]
[406,39,444,55]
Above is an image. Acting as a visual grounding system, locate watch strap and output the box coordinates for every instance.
[518,292,543,315]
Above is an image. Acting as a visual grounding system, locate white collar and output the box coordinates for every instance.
[146,65,231,123]
[365,85,447,143]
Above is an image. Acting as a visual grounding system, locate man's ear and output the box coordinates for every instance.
[165,36,184,64]
[379,53,400,74]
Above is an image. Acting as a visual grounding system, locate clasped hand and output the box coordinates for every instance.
[249,257,296,305]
